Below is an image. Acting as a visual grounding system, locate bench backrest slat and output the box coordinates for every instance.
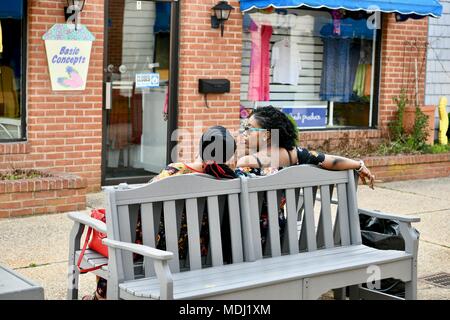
[266,190,282,257]
[227,194,244,263]
[336,183,351,246]
[284,188,300,254]
[106,174,243,281]
[141,202,162,277]
[207,196,224,267]
[163,200,182,273]
[242,165,360,260]
[185,198,202,270]
[249,192,263,260]
[117,205,134,280]
[318,185,335,249]
[347,170,362,245]
[303,187,318,251]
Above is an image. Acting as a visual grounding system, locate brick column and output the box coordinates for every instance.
[176,0,242,162]
[378,14,429,135]
[0,0,105,192]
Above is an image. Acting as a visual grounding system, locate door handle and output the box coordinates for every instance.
[105,81,112,110]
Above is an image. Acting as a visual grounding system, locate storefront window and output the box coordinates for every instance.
[0,1,26,140]
[240,8,380,129]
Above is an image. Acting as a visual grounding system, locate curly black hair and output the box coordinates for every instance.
[251,106,299,151]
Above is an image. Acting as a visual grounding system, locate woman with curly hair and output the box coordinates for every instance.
[237,105,375,188]
[235,106,375,253]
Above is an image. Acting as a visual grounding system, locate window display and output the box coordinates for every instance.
[240,8,380,129]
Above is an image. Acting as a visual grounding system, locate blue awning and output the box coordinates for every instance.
[154,2,171,33]
[240,0,443,17]
[0,1,24,19]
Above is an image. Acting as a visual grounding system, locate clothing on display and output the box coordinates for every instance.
[108,93,130,151]
[351,63,372,97]
[130,92,143,145]
[271,37,301,86]
[320,18,373,103]
[0,65,19,118]
[352,40,373,98]
[353,64,366,97]
[319,37,360,102]
[248,19,273,102]
[364,64,372,96]
[0,20,3,53]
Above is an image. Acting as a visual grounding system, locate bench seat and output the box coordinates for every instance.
[118,245,411,300]
[75,249,109,279]
[75,250,145,280]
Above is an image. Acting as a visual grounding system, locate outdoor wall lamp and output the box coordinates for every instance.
[64,0,85,30]
[211,1,235,37]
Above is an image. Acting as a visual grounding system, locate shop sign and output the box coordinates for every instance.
[43,24,95,91]
[135,73,160,88]
[282,106,327,128]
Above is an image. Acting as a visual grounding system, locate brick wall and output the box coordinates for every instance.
[364,153,450,182]
[176,0,242,162]
[0,0,104,192]
[0,172,86,218]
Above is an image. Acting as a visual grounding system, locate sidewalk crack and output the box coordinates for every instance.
[420,239,450,250]
[13,260,68,270]
[414,208,450,215]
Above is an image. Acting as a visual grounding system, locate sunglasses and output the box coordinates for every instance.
[243,125,266,133]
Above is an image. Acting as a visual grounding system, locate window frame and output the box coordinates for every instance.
[239,8,383,131]
[0,0,28,142]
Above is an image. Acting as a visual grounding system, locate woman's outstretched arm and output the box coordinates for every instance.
[320,154,375,189]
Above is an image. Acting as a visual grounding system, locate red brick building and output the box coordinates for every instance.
[0,0,448,217]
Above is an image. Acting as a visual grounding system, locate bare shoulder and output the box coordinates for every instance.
[236,155,259,168]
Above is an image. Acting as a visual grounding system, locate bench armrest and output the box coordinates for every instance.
[102,239,173,261]
[358,208,420,223]
[103,239,174,299]
[67,212,107,233]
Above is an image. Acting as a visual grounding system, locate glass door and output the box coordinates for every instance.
[103,0,175,184]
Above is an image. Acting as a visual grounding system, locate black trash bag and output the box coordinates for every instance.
[359,213,405,251]
[358,213,419,298]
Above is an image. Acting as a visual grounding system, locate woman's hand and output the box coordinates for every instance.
[358,165,375,190]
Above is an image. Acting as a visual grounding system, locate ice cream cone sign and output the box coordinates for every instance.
[43,24,95,91]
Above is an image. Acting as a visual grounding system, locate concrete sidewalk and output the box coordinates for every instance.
[0,177,449,300]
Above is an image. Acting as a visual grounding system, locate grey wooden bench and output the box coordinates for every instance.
[99,165,420,300]
[241,165,419,300]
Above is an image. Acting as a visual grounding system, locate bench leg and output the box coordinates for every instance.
[67,222,83,300]
[398,222,419,300]
[348,285,361,300]
[333,288,347,300]
[405,279,417,300]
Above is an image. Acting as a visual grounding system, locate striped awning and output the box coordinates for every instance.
[239,0,443,17]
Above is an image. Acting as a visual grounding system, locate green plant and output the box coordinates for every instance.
[0,169,52,181]
[390,88,408,142]
[386,87,430,153]
[410,106,429,150]
[422,143,450,154]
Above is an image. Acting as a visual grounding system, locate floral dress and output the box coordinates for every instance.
[133,162,211,261]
